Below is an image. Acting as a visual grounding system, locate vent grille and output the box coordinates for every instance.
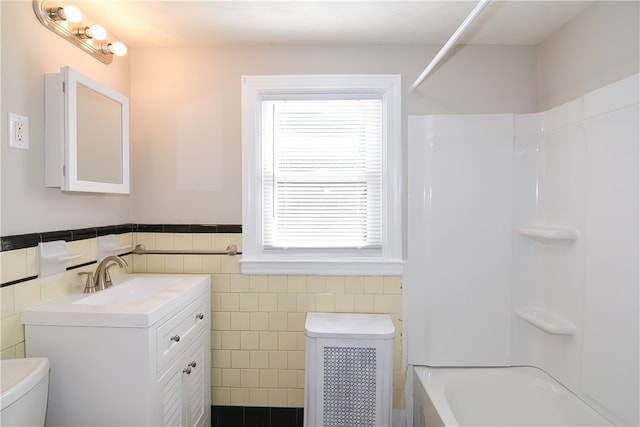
[323,346,376,427]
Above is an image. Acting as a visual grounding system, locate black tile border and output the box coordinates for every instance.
[1,225,135,251]
[271,406,302,427]
[211,406,303,427]
[135,224,242,234]
[244,406,270,427]
[135,224,164,233]
[216,224,243,234]
[72,228,98,241]
[163,224,193,233]
[0,223,242,253]
[0,233,40,251]
[95,224,135,237]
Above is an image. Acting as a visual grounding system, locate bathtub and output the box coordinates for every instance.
[413,366,613,427]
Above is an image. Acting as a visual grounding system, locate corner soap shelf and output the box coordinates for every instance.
[38,241,81,278]
[517,225,577,242]
[515,308,576,335]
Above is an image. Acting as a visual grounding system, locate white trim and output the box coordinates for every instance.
[241,74,403,275]
[239,258,405,276]
[65,67,130,194]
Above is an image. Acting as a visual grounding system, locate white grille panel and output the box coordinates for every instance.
[323,347,377,427]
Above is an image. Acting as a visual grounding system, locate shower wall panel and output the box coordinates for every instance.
[406,114,514,367]
[581,89,639,426]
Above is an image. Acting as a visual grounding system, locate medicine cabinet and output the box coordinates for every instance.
[45,66,130,194]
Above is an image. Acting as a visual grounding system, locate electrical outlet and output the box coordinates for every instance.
[8,112,29,150]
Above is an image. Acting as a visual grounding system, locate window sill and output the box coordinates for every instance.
[239,258,404,276]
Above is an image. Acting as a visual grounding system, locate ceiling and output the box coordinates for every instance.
[78,1,593,48]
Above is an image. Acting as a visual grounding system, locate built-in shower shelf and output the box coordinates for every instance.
[515,308,576,335]
[517,226,577,242]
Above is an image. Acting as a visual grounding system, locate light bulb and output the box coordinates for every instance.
[89,24,107,41]
[62,5,82,23]
[102,42,128,57]
[110,41,127,56]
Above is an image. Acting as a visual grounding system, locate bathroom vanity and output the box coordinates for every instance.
[22,274,210,427]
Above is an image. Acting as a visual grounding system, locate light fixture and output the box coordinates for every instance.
[33,0,127,64]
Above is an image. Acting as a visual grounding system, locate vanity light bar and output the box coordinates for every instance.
[33,0,127,64]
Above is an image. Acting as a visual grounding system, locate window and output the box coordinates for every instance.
[241,75,402,275]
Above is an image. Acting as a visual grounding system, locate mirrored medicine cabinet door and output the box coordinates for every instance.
[45,66,130,194]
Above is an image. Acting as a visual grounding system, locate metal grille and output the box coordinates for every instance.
[323,346,377,427]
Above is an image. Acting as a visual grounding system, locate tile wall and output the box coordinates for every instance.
[0,226,404,410]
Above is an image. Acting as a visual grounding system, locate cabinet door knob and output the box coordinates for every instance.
[183,366,191,375]
[196,313,204,320]
[189,361,197,368]
[171,335,180,342]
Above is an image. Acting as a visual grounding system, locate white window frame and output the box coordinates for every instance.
[241,74,403,275]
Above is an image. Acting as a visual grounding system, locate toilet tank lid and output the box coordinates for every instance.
[305,312,395,339]
[0,358,50,410]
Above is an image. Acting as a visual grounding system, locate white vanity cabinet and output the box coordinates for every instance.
[22,274,211,427]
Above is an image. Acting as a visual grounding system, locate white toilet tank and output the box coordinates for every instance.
[0,357,50,426]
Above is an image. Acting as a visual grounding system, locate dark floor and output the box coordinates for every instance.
[211,406,304,427]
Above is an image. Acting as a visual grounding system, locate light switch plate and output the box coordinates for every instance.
[8,112,29,150]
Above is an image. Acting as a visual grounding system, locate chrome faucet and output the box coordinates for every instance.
[93,255,128,291]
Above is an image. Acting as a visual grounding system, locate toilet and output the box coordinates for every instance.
[0,358,50,426]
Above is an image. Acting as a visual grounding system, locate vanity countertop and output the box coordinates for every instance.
[21,273,210,328]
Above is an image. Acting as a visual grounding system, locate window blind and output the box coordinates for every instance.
[261,99,383,250]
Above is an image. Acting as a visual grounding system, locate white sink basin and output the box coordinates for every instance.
[73,277,182,306]
[22,274,210,328]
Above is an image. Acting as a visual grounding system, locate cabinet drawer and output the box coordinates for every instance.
[156,294,208,372]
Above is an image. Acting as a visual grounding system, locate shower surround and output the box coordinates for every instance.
[406,73,639,426]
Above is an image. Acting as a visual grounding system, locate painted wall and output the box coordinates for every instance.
[538,1,640,110]
[0,1,131,236]
[129,44,538,224]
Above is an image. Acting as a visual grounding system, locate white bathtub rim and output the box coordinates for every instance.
[413,365,615,427]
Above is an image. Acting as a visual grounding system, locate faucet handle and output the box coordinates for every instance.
[78,272,96,293]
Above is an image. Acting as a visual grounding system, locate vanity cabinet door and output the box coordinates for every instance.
[183,332,208,427]
[157,329,209,427]
[157,356,184,426]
